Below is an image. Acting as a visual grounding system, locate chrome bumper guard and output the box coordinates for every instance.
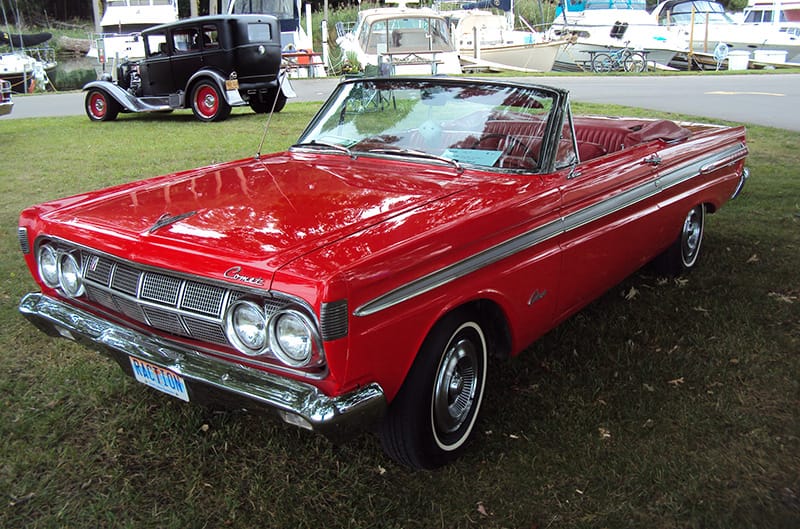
[731,166,750,200]
[19,293,386,438]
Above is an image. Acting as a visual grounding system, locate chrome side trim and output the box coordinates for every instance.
[699,144,749,174]
[354,218,565,317]
[355,143,748,317]
[19,293,386,437]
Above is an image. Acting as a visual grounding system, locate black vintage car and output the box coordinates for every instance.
[84,14,294,122]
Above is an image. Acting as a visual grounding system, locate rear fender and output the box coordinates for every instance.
[278,71,296,99]
[187,69,245,107]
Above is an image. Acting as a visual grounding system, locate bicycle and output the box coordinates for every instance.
[591,42,647,73]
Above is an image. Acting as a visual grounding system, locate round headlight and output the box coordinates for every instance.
[58,253,85,298]
[225,300,267,355]
[269,311,314,367]
[37,244,59,288]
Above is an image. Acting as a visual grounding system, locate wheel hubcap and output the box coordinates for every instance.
[196,86,218,117]
[91,95,105,117]
[433,337,478,434]
[681,207,703,265]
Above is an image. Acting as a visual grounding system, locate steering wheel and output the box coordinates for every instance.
[470,134,537,169]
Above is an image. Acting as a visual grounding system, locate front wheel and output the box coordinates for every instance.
[85,89,120,122]
[653,204,706,276]
[591,53,614,73]
[379,309,488,469]
[191,80,231,122]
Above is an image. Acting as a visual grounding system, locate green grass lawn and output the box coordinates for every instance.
[1,102,798,529]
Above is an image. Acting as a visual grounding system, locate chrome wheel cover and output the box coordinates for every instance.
[681,206,704,268]
[431,333,482,435]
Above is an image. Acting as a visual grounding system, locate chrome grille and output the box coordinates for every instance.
[79,250,257,346]
[86,255,113,285]
[114,294,147,322]
[142,305,186,336]
[184,316,228,343]
[85,284,115,308]
[111,265,140,296]
[141,273,181,305]
[182,281,225,316]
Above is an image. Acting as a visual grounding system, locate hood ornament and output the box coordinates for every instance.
[148,211,197,233]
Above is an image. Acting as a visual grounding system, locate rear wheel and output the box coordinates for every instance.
[191,80,231,122]
[653,204,706,275]
[380,309,488,469]
[85,89,119,121]
[249,89,287,113]
[624,52,647,72]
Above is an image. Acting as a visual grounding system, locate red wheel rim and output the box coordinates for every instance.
[195,85,218,119]
[89,92,106,119]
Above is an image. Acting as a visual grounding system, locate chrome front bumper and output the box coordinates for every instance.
[19,293,386,438]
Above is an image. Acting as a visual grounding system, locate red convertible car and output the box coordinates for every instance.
[18,78,748,469]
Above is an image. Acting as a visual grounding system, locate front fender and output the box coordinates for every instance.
[82,81,170,113]
[186,70,245,107]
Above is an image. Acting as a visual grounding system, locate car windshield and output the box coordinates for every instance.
[297,79,559,173]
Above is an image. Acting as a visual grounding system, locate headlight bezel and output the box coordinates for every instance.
[57,251,85,298]
[268,309,317,368]
[36,242,86,298]
[224,299,269,356]
[37,244,60,288]
[224,299,323,369]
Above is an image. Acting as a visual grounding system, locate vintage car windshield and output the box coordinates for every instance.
[297,79,558,173]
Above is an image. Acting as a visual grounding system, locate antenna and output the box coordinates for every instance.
[255,69,290,159]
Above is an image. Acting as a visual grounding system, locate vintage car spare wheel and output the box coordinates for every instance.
[191,80,231,122]
[380,308,488,469]
[85,89,120,122]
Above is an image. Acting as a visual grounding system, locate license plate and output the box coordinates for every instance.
[225,79,239,90]
[129,357,189,402]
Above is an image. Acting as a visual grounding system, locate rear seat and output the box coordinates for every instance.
[573,117,690,154]
[403,115,690,168]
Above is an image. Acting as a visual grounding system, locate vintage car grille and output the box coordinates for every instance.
[80,250,284,346]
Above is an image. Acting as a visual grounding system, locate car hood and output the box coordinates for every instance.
[41,152,465,273]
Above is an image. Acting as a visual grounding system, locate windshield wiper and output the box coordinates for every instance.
[290,140,355,159]
[368,147,463,173]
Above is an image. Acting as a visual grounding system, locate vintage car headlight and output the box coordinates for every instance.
[37,244,60,288]
[269,310,314,367]
[58,252,85,298]
[225,300,268,355]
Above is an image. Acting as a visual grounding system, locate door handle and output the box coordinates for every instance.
[642,154,662,166]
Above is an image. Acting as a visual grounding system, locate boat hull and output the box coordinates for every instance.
[459,41,564,72]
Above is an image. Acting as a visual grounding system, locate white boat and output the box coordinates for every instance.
[336,0,462,76]
[653,0,800,62]
[89,0,179,60]
[0,44,56,93]
[445,8,568,72]
[548,0,686,71]
[742,0,800,37]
